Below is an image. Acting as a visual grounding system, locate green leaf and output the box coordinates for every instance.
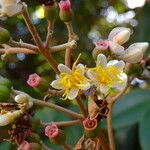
[112,89,150,129]
[139,108,150,150]
[0,142,10,149]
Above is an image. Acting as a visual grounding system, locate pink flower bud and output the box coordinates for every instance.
[27,73,41,88]
[94,40,109,50]
[83,117,97,132]
[59,0,71,10]
[45,123,60,138]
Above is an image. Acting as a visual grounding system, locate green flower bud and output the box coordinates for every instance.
[0,85,10,102]
[43,2,58,21]
[0,27,10,44]
[0,75,12,88]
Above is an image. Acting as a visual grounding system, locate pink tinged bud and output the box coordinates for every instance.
[59,0,71,10]
[95,40,109,50]
[83,117,97,132]
[45,123,60,138]
[27,73,41,88]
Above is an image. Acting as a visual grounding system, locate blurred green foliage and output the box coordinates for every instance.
[0,0,150,149]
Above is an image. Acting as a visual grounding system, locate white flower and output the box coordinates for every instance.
[87,54,127,94]
[51,57,91,100]
[119,42,149,63]
[0,0,24,17]
[108,27,131,45]
[0,110,23,126]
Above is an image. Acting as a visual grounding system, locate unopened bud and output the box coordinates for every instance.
[0,110,23,126]
[0,75,12,88]
[27,73,49,93]
[92,40,109,59]
[59,0,72,22]
[0,85,10,102]
[108,27,131,45]
[0,0,25,17]
[120,42,149,63]
[45,123,66,145]
[43,0,58,21]
[0,27,10,44]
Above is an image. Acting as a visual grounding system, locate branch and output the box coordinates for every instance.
[0,47,37,55]
[42,119,82,127]
[45,20,54,48]
[22,8,59,74]
[8,39,38,52]
[50,40,77,53]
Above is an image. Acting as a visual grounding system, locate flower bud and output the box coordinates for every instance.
[27,73,49,93]
[82,117,99,138]
[0,27,10,44]
[59,0,72,22]
[0,75,12,88]
[92,40,109,59]
[43,0,58,21]
[45,123,66,145]
[0,85,10,102]
[108,27,131,45]
[0,0,25,17]
[0,110,23,126]
[17,140,42,150]
[120,42,149,63]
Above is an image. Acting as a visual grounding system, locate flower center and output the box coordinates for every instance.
[95,65,122,87]
[59,69,87,99]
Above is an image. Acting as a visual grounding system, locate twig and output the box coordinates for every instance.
[99,131,110,150]
[45,20,54,48]
[61,143,72,150]
[32,98,84,119]
[50,40,77,53]
[41,119,82,127]
[22,8,59,74]
[0,47,37,54]
[65,22,78,68]
[107,102,115,150]
[8,39,38,52]
[76,96,87,117]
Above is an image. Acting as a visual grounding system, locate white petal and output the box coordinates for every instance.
[58,64,72,74]
[109,41,125,56]
[96,54,107,68]
[108,60,125,71]
[76,64,85,75]
[51,80,63,89]
[121,42,149,63]
[108,27,131,44]
[87,70,97,81]
[78,80,91,90]
[68,88,79,100]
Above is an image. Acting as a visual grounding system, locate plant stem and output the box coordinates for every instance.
[32,98,84,119]
[99,131,110,150]
[42,119,82,127]
[22,8,58,74]
[50,40,77,52]
[0,47,37,54]
[8,39,38,52]
[45,20,54,48]
[107,103,115,150]
[61,143,72,150]
[76,96,87,117]
[65,22,78,68]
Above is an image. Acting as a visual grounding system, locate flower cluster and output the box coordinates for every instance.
[51,27,149,100]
